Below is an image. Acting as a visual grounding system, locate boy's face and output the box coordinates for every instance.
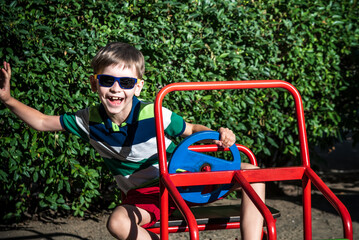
[90,64,144,124]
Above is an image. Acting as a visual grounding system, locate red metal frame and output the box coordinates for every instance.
[153,80,353,240]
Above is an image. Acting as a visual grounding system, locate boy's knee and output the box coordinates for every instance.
[107,206,131,239]
[241,162,260,170]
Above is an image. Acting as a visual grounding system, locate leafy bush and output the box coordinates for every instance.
[0,0,358,221]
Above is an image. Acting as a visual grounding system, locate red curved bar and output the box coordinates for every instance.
[161,173,200,239]
[236,144,258,166]
[155,80,310,174]
[188,144,258,166]
[234,170,277,240]
[305,168,353,240]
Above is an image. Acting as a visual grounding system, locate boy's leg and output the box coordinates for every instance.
[107,204,159,240]
[240,163,266,240]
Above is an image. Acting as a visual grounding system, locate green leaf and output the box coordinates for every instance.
[33,172,38,182]
[108,201,117,209]
[267,136,279,148]
[61,204,71,210]
[42,53,50,64]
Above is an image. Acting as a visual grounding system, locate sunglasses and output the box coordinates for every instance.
[95,74,138,89]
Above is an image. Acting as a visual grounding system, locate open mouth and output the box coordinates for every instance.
[107,96,124,106]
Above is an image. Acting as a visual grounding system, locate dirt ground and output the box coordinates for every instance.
[0,171,358,240]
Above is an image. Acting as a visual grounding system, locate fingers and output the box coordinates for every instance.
[1,61,11,78]
[1,61,10,78]
[7,61,11,75]
[216,127,236,148]
[3,61,11,75]
[0,61,11,101]
[0,65,6,88]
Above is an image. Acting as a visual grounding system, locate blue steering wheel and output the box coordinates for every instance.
[168,131,241,204]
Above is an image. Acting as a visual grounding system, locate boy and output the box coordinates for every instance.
[0,42,265,240]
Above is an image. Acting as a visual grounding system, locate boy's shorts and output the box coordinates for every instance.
[121,186,179,228]
[122,186,222,228]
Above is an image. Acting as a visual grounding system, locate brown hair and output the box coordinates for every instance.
[91,42,145,79]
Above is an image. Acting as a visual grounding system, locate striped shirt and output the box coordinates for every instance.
[60,97,186,194]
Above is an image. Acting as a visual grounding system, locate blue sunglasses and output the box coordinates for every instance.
[95,74,138,89]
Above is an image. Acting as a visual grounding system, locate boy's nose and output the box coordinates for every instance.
[110,81,123,91]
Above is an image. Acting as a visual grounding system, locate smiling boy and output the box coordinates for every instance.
[1,42,264,240]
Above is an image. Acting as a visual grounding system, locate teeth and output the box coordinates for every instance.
[110,97,122,100]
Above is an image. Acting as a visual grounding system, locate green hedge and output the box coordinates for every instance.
[0,0,358,221]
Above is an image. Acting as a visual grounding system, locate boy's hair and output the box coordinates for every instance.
[91,42,145,79]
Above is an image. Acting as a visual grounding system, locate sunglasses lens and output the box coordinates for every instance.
[97,75,137,89]
[98,75,115,87]
[120,77,137,89]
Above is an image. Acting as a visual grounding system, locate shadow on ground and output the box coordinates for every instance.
[0,229,88,240]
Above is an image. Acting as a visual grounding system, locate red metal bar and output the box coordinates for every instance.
[305,168,353,240]
[160,181,169,240]
[169,167,306,186]
[233,170,277,240]
[302,173,312,240]
[236,144,258,166]
[149,222,242,234]
[188,144,258,166]
[240,167,305,183]
[161,173,200,240]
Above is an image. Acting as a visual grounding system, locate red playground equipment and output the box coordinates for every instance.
[149,80,353,240]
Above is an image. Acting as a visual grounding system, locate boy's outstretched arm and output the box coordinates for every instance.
[0,61,63,132]
[181,122,236,148]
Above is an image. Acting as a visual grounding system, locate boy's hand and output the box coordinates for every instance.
[182,123,236,148]
[214,127,236,148]
[0,61,11,103]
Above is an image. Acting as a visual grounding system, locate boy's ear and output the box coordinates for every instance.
[134,80,144,97]
[90,75,98,92]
